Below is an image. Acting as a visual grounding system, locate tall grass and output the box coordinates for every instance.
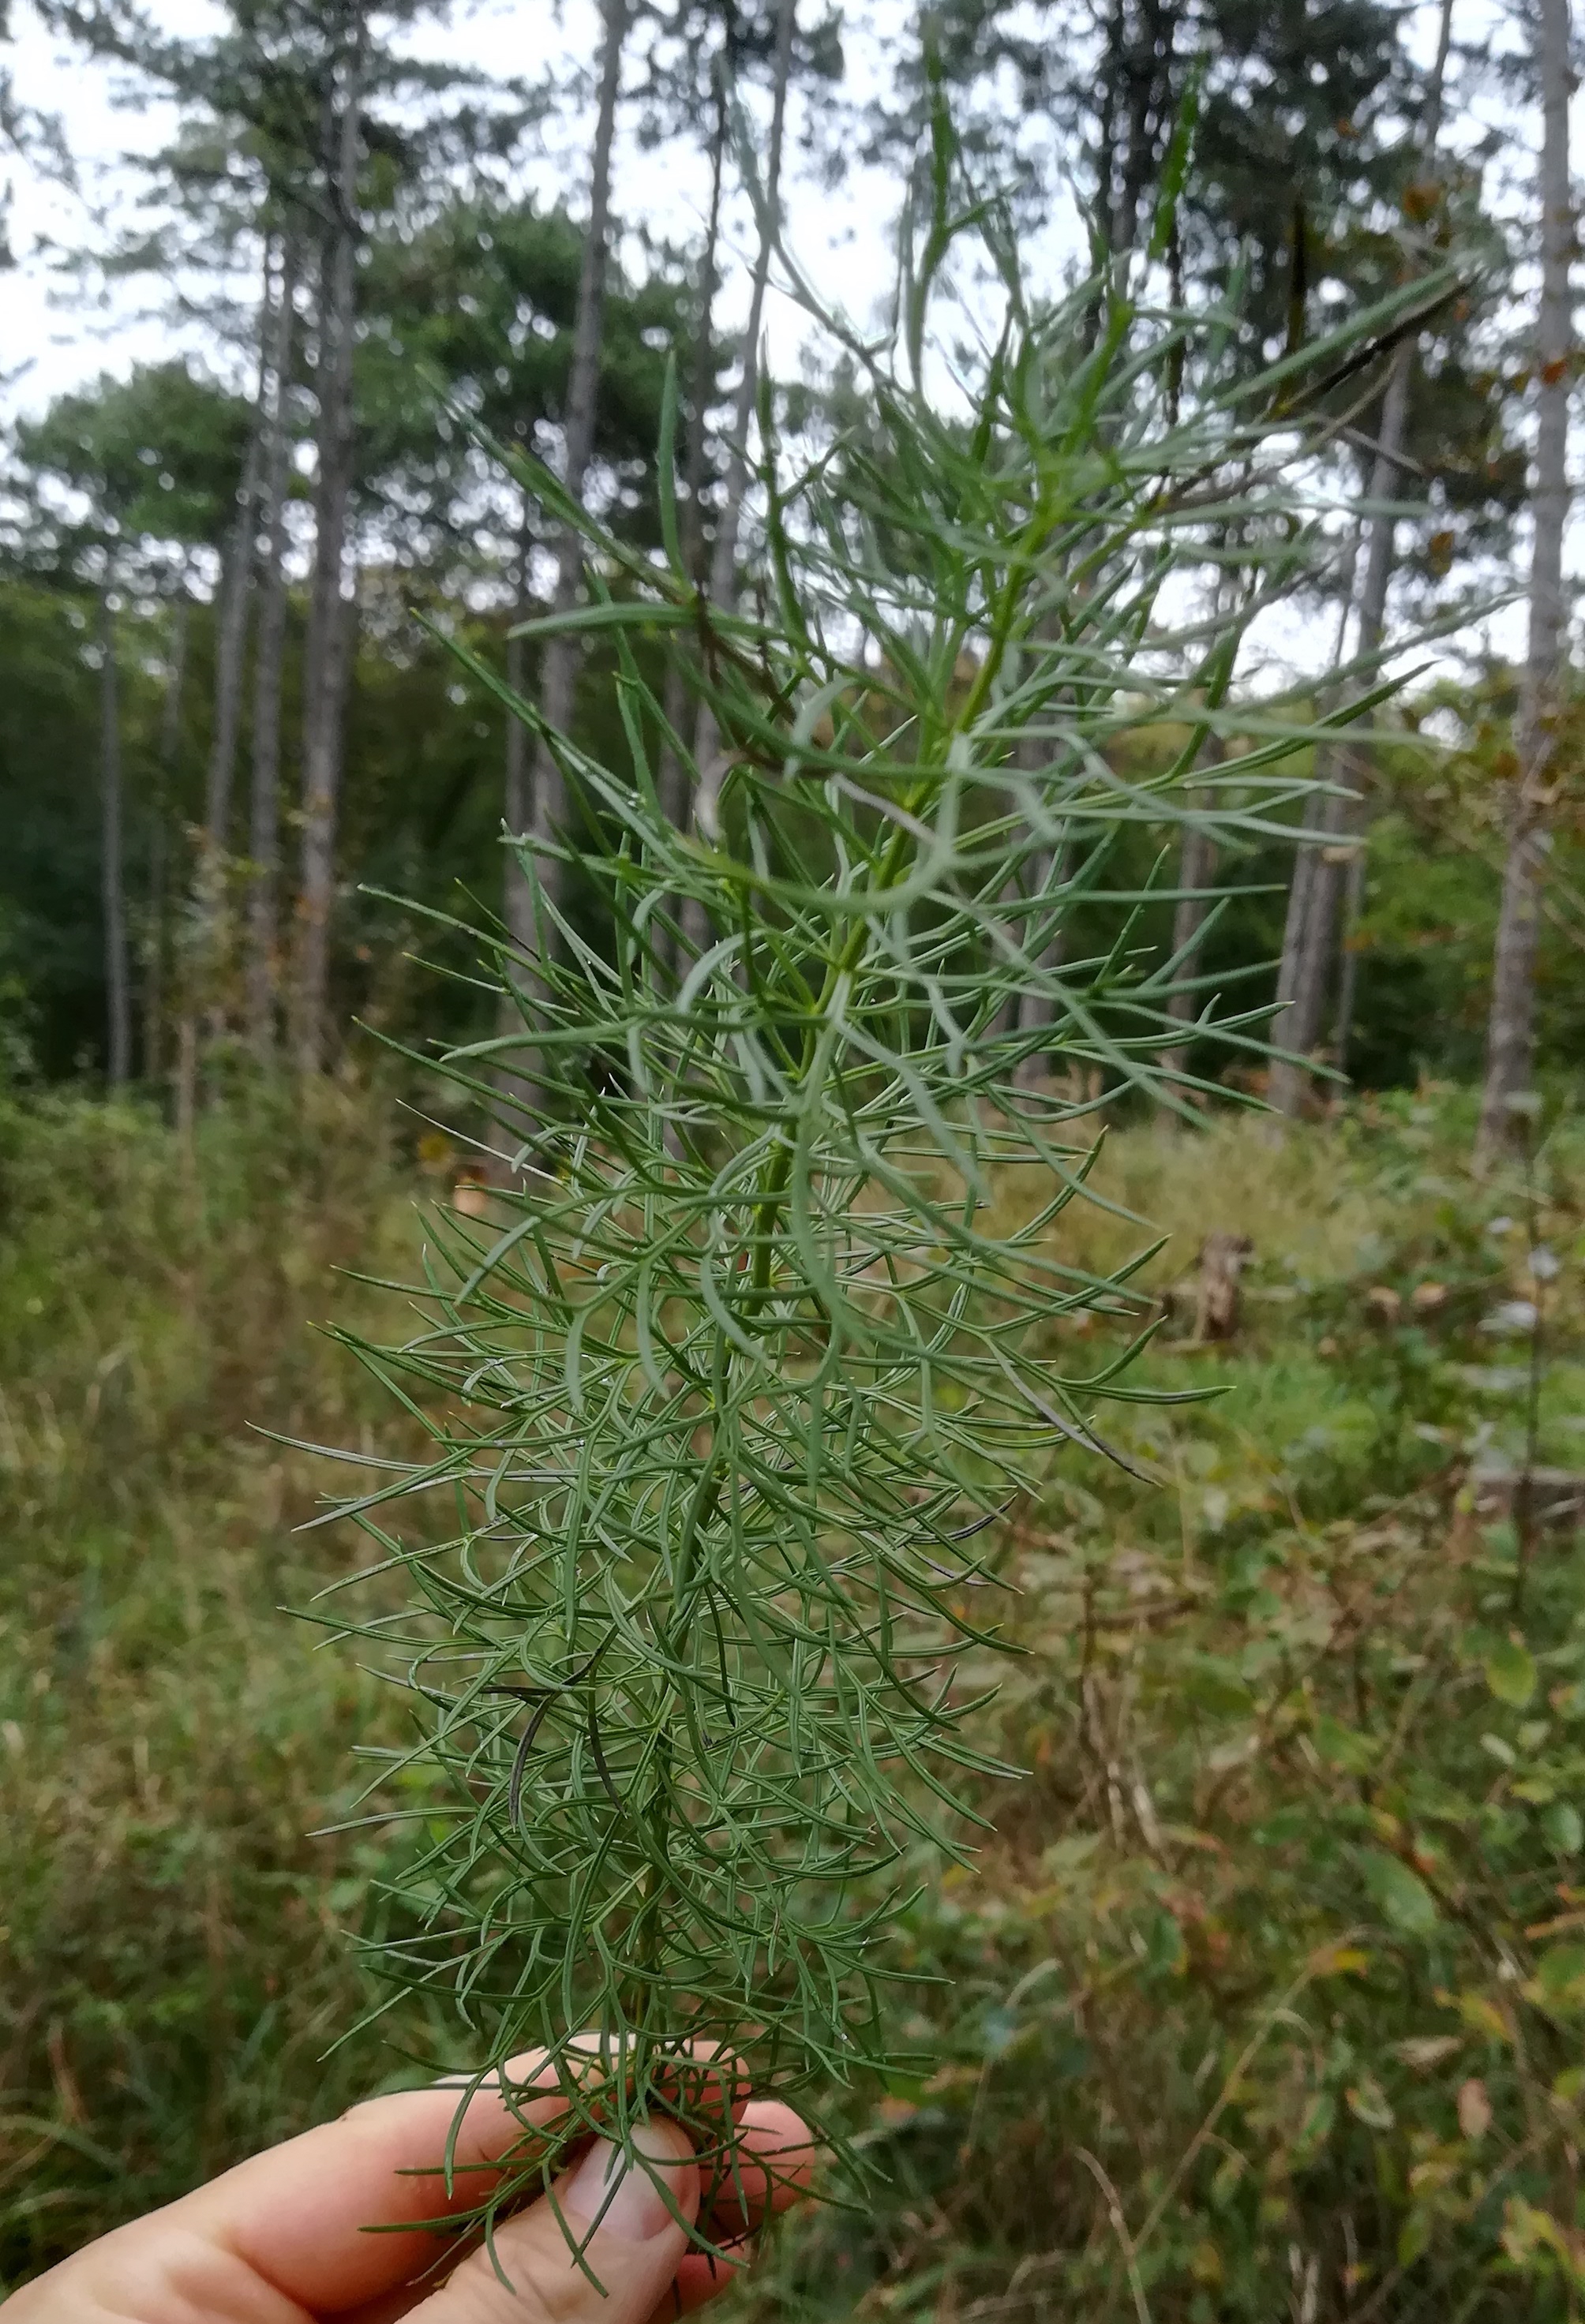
[5,1084,1585,2315]
[0,1084,441,2284]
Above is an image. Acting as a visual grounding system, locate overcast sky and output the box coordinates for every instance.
[1,0,1571,678]
[2,0,924,420]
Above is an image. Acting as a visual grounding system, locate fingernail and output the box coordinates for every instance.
[565,2125,680,2243]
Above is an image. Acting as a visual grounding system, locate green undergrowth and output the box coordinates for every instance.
[5,1083,1585,2316]
[748,1090,1585,2324]
[0,1082,448,2285]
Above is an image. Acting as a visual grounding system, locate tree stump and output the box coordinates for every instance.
[1193,1232,1253,1343]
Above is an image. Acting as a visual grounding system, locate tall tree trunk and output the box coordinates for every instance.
[1477,0,1572,1163]
[205,387,265,855]
[680,0,797,962]
[1267,528,1360,1116]
[703,0,796,624]
[1335,0,1456,1080]
[1266,782,1348,1115]
[294,19,365,1075]
[1010,840,1070,1091]
[494,0,628,1132]
[1270,0,1455,1114]
[144,588,189,1087]
[497,503,538,1123]
[191,241,274,1064]
[247,233,298,1059]
[1111,0,1179,259]
[503,500,534,944]
[658,54,729,855]
[1160,771,1225,1088]
[99,586,130,1089]
[523,0,629,921]
[180,242,275,1084]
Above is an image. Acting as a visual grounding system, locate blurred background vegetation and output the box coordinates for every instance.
[7,1089,1585,2322]
[3,0,1585,2315]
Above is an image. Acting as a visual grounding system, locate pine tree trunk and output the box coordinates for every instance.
[144,589,189,1086]
[1333,0,1456,1082]
[526,0,629,915]
[181,313,268,1072]
[704,0,795,623]
[1332,844,1368,1076]
[178,238,279,1083]
[499,504,538,1121]
[1110,0,1180,258]
[681,0,797,964]
[99,586,131,1089]
[658,56,728,858]
[1478,0,1572,1163]
[1010,843,1070,1091]
[192,241,275,1069]
[1268,523,1358,1117]
[1266,779,1347,1116]
[205,411,264,855]
[503,502,534,952]
[1270,0,1455,1116]
[1161,811,1221,1087]
[247,233,298,1060]
[294,21,365,1075]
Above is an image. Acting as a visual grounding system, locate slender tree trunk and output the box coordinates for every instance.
[1271,0,1455,1113]
[498,503,538,1121]
[1111,0,1179,259]
[205,393,265,854]
[179,243,274,1083]
[1267,784,1350,1115]
[99,586,130,1089]
[247,234,298,1059]
[526,0,630,916]
[1335,0,1456,1080]
[1010,843,1070,1090]
[190,243,274,1066]
[681,0,798,961]
[144,589,189,1087]
[1332,842,1369,1075]
[494,0,628,1130]
[503,501,534,944]
[294,21,365,1075]
[1268,522,1360,1115]
[144,811,167,1088]
[175,1013,197,1167]
[1161,793,1223,1087]
[1477,0,1572,1163]
[658,56,729,855]
[161,589,190,766]
[704,0,796,623]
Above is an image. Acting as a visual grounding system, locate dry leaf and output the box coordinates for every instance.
[1458,2077,1493,2141]
[1395,2034,1463,2071]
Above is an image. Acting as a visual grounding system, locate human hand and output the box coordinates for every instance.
[7,2058,811,2322]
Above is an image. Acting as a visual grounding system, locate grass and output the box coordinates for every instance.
[4,1078,1585,2315]
[0,1081,448,2282]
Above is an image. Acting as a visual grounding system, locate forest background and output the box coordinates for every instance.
[6,0,1585,2316]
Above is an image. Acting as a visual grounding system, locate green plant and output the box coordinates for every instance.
[318,110,1455,2262]
[0,1084,443,2289]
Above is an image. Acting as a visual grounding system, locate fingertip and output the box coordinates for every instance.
[563,2116,702,2245]
[730,2101,821,2198]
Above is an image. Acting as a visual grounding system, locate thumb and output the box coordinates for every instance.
[422,2117,699,2323]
